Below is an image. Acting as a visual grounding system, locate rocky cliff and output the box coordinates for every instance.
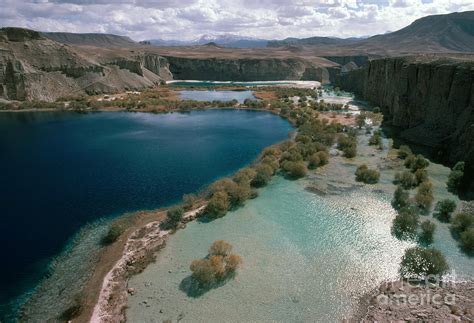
[336,55,474,192]
[0,27,337,101]
[165,56,332,82]
[0,28,171,101]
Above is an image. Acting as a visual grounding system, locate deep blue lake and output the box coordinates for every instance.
[0,109,292,315]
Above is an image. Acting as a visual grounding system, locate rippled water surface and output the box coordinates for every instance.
[127,176,414,322]
[127,131,474,322]
[178,90,255,103]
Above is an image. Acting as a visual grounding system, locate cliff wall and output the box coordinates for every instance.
[165,56,332,82]
[336,55,474,192]
[0,28,173,101]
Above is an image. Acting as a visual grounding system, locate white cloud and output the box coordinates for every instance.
[0,0,473,40]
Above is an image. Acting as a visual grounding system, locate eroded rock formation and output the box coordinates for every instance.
[336,55,474,193]
[164,56,332,82]
[0,28,171,101]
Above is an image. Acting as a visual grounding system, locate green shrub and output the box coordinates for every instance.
[414,168,428,185]
[279,148,303,164]
[233,168,257,185]
[415,181,434,210]
[392,207,418,239]
[397,145,412,159]
[251,172,270,188]
[394,171,417,189]
[355,164,380,184]
[210,178,250,206]
[282,161,307,179]
[308,154,320,169]
[167,207,184,227]
[205,191,230,219]
[392,186,410,210]
[190,240,242,285]
[405,154,429,172]
[369,130,382,146]
[447,161,465,193]
[433,199,456,222]
[102,223,125,245]
[315,151,329,165]
[209,240,232,256]
[251,163,274,188]
[451,213,474,234]
[295,134,311,144]
[338,135,357,158]
[399,247,449,279]
[262,147,281,157]
[356,113,366,128]
[419,220,436,245]
[183,193,198,210]
[449,212,474,253]
[460,228,474,252]
[261,156,279,172]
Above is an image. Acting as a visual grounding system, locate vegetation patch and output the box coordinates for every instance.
[355,164,380,184]
[451,212,474,253]
[414,180,434,211]
[399,247,449,280]
[433,199,456,222]
[392,207,419,240]
[180,240,242,297]
[102,222,126,245]
[418,220,436,245]
[447,161,465,194]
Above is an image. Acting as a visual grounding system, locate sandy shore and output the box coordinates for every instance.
[75,205,206,323]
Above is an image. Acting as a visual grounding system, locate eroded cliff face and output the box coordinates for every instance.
[0,27,339,101]
[165,56,332,82]
[0,55,26,100]
[336,55,474,190]
[0,28,173,101]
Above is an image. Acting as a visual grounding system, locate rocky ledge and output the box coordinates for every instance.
[355,279,474,321]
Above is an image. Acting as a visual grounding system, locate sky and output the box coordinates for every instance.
[0,0,474,41]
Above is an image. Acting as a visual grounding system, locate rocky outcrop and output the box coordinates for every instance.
[1,27,43,42]
[42,32,136,47]
[0,28,172,101]
[106,59,144,76]
[336,55,474,192]
[0,56,26,100]
[355,280,474,321]
[142,55,172,80]
[165,56,332,82]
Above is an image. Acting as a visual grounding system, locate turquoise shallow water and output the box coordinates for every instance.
[170,81,295,87]
[177,90,255,103]
[127,131,474,322]
[127,176,414,322]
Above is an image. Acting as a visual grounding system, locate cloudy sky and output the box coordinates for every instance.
[1,0,473,41]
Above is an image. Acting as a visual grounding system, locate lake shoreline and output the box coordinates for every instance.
[70,102,305,321]
[10,86,471,322]
[85,204,206,323]
[4,107,294,322]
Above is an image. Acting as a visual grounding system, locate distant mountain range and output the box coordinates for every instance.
[267,36,364,47]
[143,34,269,48]
[39,10,474,53]
[355,10,474,53]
